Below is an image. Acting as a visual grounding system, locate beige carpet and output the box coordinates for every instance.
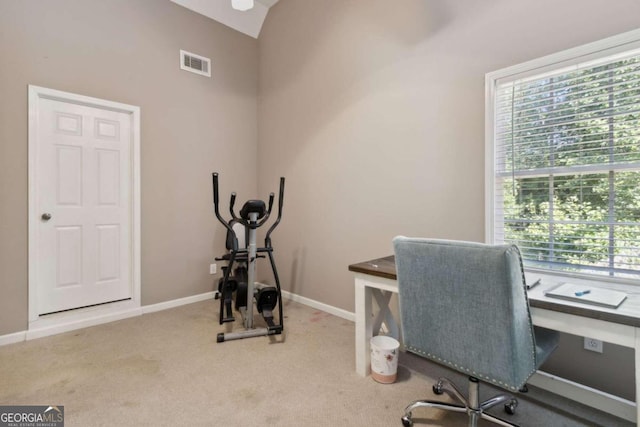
[0,299,631,426]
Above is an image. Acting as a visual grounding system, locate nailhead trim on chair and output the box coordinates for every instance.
[406,345,532,392]
[508,245,539,385]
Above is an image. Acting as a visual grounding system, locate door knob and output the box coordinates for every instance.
[41,213,52,221]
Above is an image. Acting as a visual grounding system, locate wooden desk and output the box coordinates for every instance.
[349,256,640,424]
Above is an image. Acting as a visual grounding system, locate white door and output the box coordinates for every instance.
[32,91,136,315]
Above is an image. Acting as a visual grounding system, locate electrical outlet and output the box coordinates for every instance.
[584,337,603,353]
[209,263,217,275]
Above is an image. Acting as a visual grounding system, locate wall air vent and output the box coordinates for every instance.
[180,50,211,77]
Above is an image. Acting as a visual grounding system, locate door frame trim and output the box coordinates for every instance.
[27,85,141,328]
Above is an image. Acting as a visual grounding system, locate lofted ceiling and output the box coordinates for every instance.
[170,0,279,39]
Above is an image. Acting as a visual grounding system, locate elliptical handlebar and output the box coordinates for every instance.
[212,173,285,246]
[212,173,239,252]
[229,192,240,223]
[252,192,274,228]
[230,192,237,214]
[265,177,285,248]
[267,193,275,213]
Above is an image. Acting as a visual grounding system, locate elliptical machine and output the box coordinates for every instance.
[212,172,285,343]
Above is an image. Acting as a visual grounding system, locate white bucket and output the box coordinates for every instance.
[370,335,400,384]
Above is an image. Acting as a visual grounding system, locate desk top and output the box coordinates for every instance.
[348,255,397,280]
[349,256,640,328]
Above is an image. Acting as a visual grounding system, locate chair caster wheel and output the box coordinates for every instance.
[504,398,518,415]
[432,380,444,395]
[401,414,413,427]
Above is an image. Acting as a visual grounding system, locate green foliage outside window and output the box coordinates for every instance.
[496,56,640,278]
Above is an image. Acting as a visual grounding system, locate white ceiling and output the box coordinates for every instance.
[170,0,279,39]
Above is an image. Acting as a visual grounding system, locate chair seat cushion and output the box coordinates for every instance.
[534,326,560,369]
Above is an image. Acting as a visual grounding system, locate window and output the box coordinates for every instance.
[486,30,640,282]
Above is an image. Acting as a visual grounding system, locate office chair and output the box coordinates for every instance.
[393,237,559,427]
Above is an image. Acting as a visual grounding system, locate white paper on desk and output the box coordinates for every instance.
[544,282,627,308]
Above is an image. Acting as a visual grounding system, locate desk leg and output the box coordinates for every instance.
[372,289,400,340]
[355,278,372,376]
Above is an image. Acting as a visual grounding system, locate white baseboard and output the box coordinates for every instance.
[282,290,355,322]
[0,331,27,346]
[142,291,215,314]
[1,290,353,346]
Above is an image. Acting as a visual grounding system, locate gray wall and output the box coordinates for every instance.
[0,0,258,335]
[257,0,640,400]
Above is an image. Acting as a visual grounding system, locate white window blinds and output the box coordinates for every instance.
[490,41,640,280]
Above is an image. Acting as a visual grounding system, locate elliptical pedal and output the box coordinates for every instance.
[256,287,278,313]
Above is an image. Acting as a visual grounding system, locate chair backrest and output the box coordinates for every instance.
[393,236,537,392]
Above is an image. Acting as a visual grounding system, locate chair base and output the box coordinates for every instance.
[401,376,519,427]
